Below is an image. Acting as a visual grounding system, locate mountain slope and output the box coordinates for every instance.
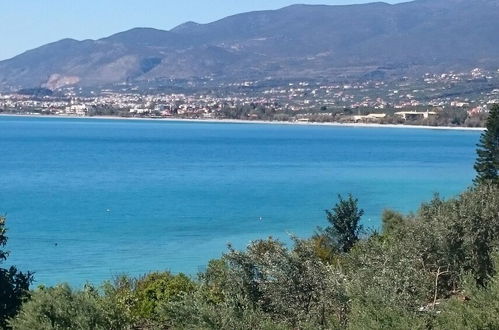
[0,0,498,89]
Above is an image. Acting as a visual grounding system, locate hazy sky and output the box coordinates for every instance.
[0,0,405,60]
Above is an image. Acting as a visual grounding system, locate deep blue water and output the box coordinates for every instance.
[0,116,480,286]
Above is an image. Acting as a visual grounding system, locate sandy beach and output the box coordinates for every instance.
[0,113,486,131]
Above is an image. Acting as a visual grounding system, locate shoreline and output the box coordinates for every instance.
[0,113,486,131]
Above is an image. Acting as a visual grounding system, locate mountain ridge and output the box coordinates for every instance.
[0,0,498,90]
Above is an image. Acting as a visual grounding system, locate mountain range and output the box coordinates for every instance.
[1,0,498,90]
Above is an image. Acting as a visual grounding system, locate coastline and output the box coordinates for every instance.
[0,113,486,131]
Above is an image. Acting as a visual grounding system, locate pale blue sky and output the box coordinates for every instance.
[0,0,405,60]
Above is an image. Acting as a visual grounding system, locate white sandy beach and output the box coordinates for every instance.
[0,113,486,131]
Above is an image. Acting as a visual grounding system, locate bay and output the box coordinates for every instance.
[0,116,480,286]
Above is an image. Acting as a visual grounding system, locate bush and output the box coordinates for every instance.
[435,261,499,329]
[345,184,499,329]
[100,271,196,328]
[162,238,348,329]
[381,209,405,234]
[9,284,129,330]
[134,272,196,322]
[417,184,499,287]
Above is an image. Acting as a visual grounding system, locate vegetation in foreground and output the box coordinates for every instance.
[1,105,498,329]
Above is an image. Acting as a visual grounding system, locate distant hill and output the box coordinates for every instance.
[1,0,498,90]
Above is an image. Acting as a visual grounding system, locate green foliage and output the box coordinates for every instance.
[198,258,229,304]
[348,300,429,330]
[381,209,405,234]
[223,238,348,327]
[219,103,277,121]
[345,184,499,329]
[417,185,499,287]
[6,175,499,329]
[101,271,196,328]
[322,194,364,253]
[134,272,196,321]
[9,284,129,330]
[0,216,33,328]
[435,262,499,329]
[345,233,434,329]
[163,238,348,329]
[308,234,338,264]
[0,217,7,262]
[474,104,499,185]
[0,267,33,329]
[435,108,469,127]
[10,272,196,330]
[160,290,274,330]
[100,276,140,327]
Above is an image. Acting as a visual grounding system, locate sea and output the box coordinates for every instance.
[0,116,481,286]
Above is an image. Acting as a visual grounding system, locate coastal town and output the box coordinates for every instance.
[1,68,498,127]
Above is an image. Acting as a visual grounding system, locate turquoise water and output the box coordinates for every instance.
[0,116,480,286]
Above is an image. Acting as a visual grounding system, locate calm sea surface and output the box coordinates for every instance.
[0,116,480,286]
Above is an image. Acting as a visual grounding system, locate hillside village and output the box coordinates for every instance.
[1,68,498,127]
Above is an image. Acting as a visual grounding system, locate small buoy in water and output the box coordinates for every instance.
[54,243,58,247]
[106,209,111,212]
[259,217,263,221]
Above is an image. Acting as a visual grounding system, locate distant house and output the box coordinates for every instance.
[395,111,436,121]
[65,104,87,116]
[352,113,386,123]
[130,108,150,114]
[467,106,486,116]
[160,110,173,117]
[451,101,470,107]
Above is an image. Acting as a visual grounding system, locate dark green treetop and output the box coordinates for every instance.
[474,104,499,185]
[0,216,33,328]
[324,194,364,253]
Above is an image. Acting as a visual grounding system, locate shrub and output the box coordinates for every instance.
[9,284,129,330]
[435,262,499,329]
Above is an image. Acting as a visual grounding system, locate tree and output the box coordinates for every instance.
[0,216,33,328]
[133,271,196,323]
[474,104,499,185]
[324,194,364,253]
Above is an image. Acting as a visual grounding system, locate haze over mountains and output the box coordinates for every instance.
[1,0,498,90]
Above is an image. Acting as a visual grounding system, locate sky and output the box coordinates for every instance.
[0,0,405,61]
